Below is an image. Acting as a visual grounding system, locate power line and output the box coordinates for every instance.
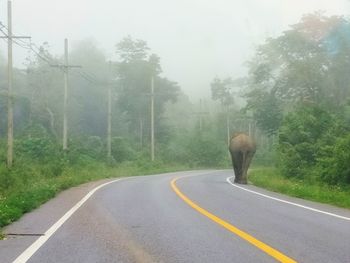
[1,20,107,90]
[0,22,58,67]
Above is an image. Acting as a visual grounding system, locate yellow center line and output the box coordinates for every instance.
[170,177,297,263]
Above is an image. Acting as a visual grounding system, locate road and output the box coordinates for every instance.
[1,170,350,262]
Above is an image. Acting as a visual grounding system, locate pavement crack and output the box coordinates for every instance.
[5,233,45,237]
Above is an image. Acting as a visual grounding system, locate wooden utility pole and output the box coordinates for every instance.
[139,118,143,149]
[194,99,209,132]
[107,61,112,159]
[6,1,13,167]
[150,76,155,161]
[62,39,69,150]
[226,106,230,145]
[0,1,31,167]
[51,39,81,150]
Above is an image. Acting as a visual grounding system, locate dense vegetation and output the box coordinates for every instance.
[244,13,350,189]
[210,13,350,201]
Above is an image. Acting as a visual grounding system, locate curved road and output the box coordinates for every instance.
[1,170,350,262]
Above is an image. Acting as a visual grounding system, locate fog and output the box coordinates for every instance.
[2,1,350,240]
[1,0,349,100]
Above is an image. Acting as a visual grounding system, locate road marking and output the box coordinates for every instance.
[171,177,297,263]
[226,176,350,221]
[12,178,124,263]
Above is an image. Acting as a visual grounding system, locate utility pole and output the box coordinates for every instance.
[6,1,13,167]
[139,118,143,149]
[194,99,209,132]
[0,1,30,167]
[63,39,69,151]
[107,61,112,160]
[226,105,230,146]
[51,39,81,150]
[150,75,155,161]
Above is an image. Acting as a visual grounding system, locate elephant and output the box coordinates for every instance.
[229,133,256,184]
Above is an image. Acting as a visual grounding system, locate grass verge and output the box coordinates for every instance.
[249,167,350,209]
[0,161,190,237]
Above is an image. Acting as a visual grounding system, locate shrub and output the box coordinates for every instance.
[316,134,350,185]
[278,105,335,179]
[187,134,227,167]
[15,137,62,162]
[111,137,137,163]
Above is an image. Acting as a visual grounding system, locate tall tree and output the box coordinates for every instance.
[69,38,109,137]
[245,13,350,134]
[211,77,235,107]
[115,36,179,143]
[24,43,63,137]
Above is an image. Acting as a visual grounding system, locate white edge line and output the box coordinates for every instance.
[12,170,212,263]
[226,176,350,221]
[12,178,123,263]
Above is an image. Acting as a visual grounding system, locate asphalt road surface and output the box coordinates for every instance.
[1,170,350,263]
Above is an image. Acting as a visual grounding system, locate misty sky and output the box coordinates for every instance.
[0,0,349,100]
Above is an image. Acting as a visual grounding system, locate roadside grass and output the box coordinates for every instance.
[249,167,350,209]
[0,161,190,235]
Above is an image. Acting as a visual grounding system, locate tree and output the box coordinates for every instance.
[245,89,283,135]
[69,38,109,137]
[24,42,63,137]
[278,104,335,179]
[245,13,350,134]
[115,36,150,62]
[248,13,350,104]
[115,36,179,144]
[211,77,247,143]
[211,77,235,107]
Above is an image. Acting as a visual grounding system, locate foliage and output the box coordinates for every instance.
[159,128,229,168]
[115,36,179,143]
[210,77,235,106]
[111,137,137,162]
[245,89,283,135]
[69,39,109,137]
[245,13,350,135]
[316,134,350,185]
[278,104,335,179]
[243,13,350,190]
[187,132,227,167]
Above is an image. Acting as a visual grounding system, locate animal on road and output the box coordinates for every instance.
[229,133,256,184]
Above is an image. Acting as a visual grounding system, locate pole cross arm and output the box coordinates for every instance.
[50,64,82,69]
[0,36,31,39]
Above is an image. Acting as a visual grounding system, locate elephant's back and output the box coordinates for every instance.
[229,133,256,153]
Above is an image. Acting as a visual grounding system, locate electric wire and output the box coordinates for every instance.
[0,21,107,85]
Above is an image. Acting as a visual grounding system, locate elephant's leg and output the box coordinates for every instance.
[232,151,244,183]
[236,151,247,184]
[241,151,255,184]
[231,156,239,179]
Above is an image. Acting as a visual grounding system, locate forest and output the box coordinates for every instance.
[1,12,350,228]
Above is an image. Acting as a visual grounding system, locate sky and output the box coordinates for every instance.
[0,0,349,100]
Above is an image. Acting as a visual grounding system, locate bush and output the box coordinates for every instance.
[15,137,62,161]
[64,137,104,165]
[252,137,278,166]
[187,134,227,167]
[85,136,104,158]
[158,132,191,164]
[316,134,350,185]
[111,137,137,163]
[278,105,335,179]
